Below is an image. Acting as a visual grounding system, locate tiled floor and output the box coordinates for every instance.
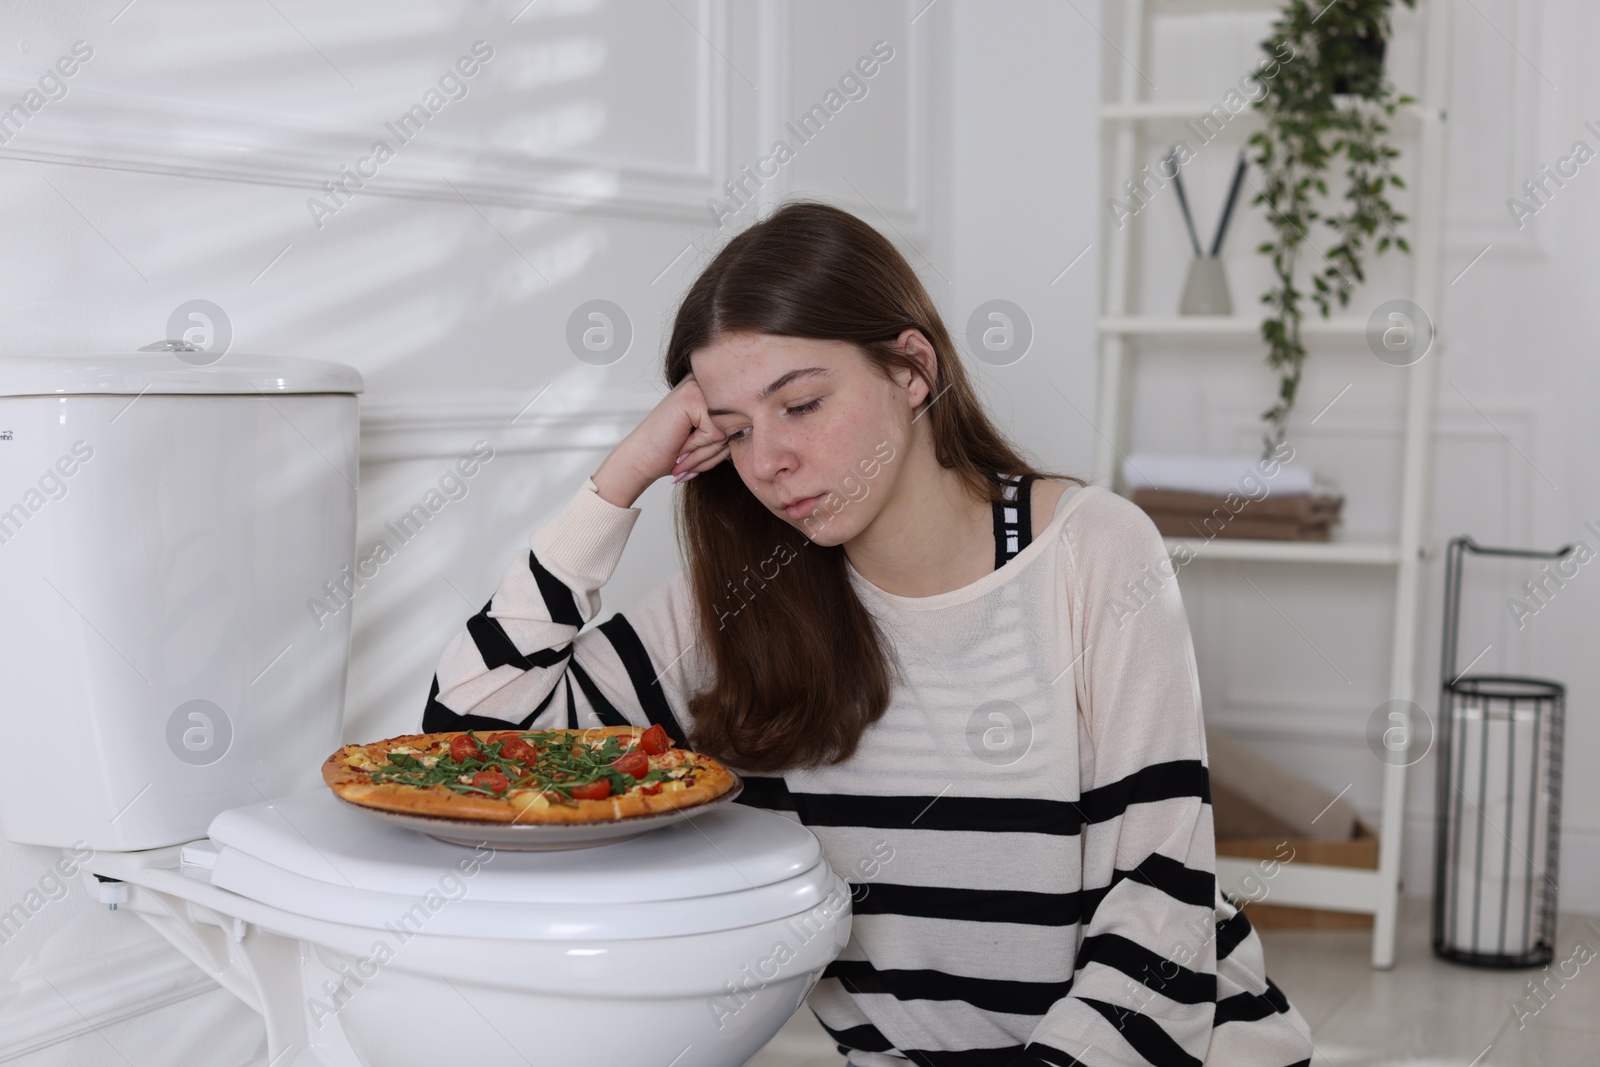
[745,897,1600,1066]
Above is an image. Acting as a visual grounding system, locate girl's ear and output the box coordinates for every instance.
[894,328,937,409]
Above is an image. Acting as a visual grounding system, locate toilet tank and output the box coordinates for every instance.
[0,352,362,850]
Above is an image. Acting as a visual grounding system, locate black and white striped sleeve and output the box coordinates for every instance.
[420,476,702,743]
[1011,489,1218,1067]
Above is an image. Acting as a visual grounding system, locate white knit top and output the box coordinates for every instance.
[423,476,1316,1067]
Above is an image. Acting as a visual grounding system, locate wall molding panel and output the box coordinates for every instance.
[749,0,935,248]
[0,0,739,225]
[358,391,654,463]
[1442,0,1549,260]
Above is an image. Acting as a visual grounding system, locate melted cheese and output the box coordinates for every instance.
[510,791,551,812]
[650,749,695,770]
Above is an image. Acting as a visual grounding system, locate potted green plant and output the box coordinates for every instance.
[1248,0,1416,456]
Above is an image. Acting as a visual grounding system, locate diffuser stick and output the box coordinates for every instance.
[1210,151,1249,258]
[1167,148,1203,259]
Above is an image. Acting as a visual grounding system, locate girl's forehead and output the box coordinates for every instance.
[694,332,854,366]
[694,338,862,405]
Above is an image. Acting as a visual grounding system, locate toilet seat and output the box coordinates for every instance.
[193,789,834,940]
[80,808,852,1067]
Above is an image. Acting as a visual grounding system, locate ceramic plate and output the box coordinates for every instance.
[333,776,745,851]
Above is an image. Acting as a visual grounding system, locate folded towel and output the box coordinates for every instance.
[1131,487,1343,522]
[1137,509,1333,541]
[1123,452,1316,496]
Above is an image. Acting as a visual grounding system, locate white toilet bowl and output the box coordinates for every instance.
[0,352,850,1067]
[78,789,851,1067]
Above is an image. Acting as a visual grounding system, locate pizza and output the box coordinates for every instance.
[321,724,739,825]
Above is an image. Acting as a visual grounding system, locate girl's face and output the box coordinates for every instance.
[691,331,927,546]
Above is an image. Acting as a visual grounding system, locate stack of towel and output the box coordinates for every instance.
[1122,453,1344,541]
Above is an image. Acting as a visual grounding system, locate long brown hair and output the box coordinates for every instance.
[665,199,1083,773]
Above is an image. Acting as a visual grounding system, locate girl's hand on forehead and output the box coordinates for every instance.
[629,371,731,485]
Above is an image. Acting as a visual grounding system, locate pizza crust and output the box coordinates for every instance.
[321,727,739,825]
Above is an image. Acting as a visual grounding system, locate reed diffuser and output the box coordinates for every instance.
[1175,148,1249,316]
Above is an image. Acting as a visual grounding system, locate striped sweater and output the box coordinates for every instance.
[421,475,1316,1067]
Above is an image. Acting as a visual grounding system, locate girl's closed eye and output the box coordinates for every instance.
[725,398,823,443]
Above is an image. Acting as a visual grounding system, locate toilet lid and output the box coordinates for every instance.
[201,789,835,941]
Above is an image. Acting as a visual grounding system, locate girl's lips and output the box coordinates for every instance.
[784,494,825,519]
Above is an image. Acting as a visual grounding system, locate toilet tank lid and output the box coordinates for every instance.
[0,353,363,396]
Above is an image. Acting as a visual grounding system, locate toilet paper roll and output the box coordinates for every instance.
[1444,701,1548,957]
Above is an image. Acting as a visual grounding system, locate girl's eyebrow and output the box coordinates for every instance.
[707,367,830,416]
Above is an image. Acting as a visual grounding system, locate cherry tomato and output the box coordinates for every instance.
[471,770,509,794]
[450,734,482,762]
[570,780,611,800]
[611,748,649,779]
[500,738,538,764]
[640,724,671,756]
[641,783,663,796]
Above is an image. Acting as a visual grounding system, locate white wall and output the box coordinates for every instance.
[0,0,1100,1059]
[1103,0,1599,919]
[19,0,1595,1058]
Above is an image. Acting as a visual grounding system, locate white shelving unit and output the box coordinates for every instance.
[1095,1,1454,968]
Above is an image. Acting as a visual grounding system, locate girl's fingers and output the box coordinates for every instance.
[674,443,729,481]
[674,438,726,471]
[687,443,727,470]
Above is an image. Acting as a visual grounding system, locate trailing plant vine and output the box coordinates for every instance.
[1249,0,1416,457]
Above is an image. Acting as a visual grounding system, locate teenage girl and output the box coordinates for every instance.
[424,200,1314,1067]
